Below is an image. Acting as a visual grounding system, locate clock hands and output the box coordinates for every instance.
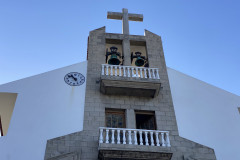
[68,74,77,81]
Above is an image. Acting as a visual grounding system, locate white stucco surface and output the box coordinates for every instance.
[167,67,240,160]
[0,61,87,160]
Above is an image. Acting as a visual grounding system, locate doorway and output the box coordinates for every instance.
[135,110,156,130]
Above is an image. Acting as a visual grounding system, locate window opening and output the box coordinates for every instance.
[105,109,126,144]
[105,109,126,128]
[135,110,156,130]
[135,110,156,145]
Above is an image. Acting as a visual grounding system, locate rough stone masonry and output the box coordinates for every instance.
[44,9,216,160]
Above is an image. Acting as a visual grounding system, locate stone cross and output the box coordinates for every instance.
[107,8,143,35]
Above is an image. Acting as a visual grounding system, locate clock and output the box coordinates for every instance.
[64,72,85,86]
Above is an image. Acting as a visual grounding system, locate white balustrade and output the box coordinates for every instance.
[119,66,122,77]
[128,130,132,144]
[139,131,143,145]
[117,129,120,144]
[123,67,126,77]
[111,129,115,144]
[99,127,170,147]
[101,64,160,80]
[145,131,149,146]
[106,129,109,143]
[114,66,117,76]
[110,65,113,76]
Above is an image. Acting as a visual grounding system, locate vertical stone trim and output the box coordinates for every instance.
[122,36,131,66]
[126,109,136,129]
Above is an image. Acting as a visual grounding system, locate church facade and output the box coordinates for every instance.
[1,9,240,160]
[44,9,216,160]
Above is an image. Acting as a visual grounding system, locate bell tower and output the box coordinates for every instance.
[44,9,216,160]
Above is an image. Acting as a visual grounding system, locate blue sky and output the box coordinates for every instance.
[0,0,239,96]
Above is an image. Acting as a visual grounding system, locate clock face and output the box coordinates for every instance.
[64,72,85,86]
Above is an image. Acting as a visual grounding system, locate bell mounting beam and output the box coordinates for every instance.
[107,8,143,35]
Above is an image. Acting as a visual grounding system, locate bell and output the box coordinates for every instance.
[135,57,145,66]
[108,54,120,65]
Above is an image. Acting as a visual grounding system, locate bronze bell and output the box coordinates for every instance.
[134,52,145,67]
[106,46,121,65]
[108,54,120,65]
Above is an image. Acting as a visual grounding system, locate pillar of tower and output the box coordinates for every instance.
[122,36,131,66]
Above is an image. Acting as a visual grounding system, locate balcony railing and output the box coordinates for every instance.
[101,64,160,79]
[99,127,171,147]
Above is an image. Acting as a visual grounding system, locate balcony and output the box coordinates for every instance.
[100,64,161,98]
[98,127,172,160]
[99,127,170,147]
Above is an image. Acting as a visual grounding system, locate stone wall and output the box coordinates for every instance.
[44,27,216,160]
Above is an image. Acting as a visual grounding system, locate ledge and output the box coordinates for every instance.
[100,75,161,98]
[98,144,172,160]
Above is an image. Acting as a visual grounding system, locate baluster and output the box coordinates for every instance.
[99,128,103,143]
[110,66,113,76]
[114,66,117,76]
[140,68,143,78]
[106,66,109,75]
[139,131,143,145]
[123,130,126,144]
[155,132,160,146]
[111,129,115,144]
[106,129,109,143]
[144,68,147,78]
[101,65,104,75]
[117,129,120,144]
[136,68,139,77]
[119,66,122,76]
[123,67,126,77]
[156,68,160,79]
[150,131,154,146]
[152,69,156,79]
[131,67,134,77]
[161,132,166,147]
[166,132,171,147]
[128,130,132,144]
[145,131,149,146]
[134,131,138,145]
[127,67,130,77]
[148,68,152,79]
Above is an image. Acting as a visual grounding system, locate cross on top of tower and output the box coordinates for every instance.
[107,8,143,35]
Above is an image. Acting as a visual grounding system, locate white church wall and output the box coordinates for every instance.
[0,61,87,160]
[167,67,240,160]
